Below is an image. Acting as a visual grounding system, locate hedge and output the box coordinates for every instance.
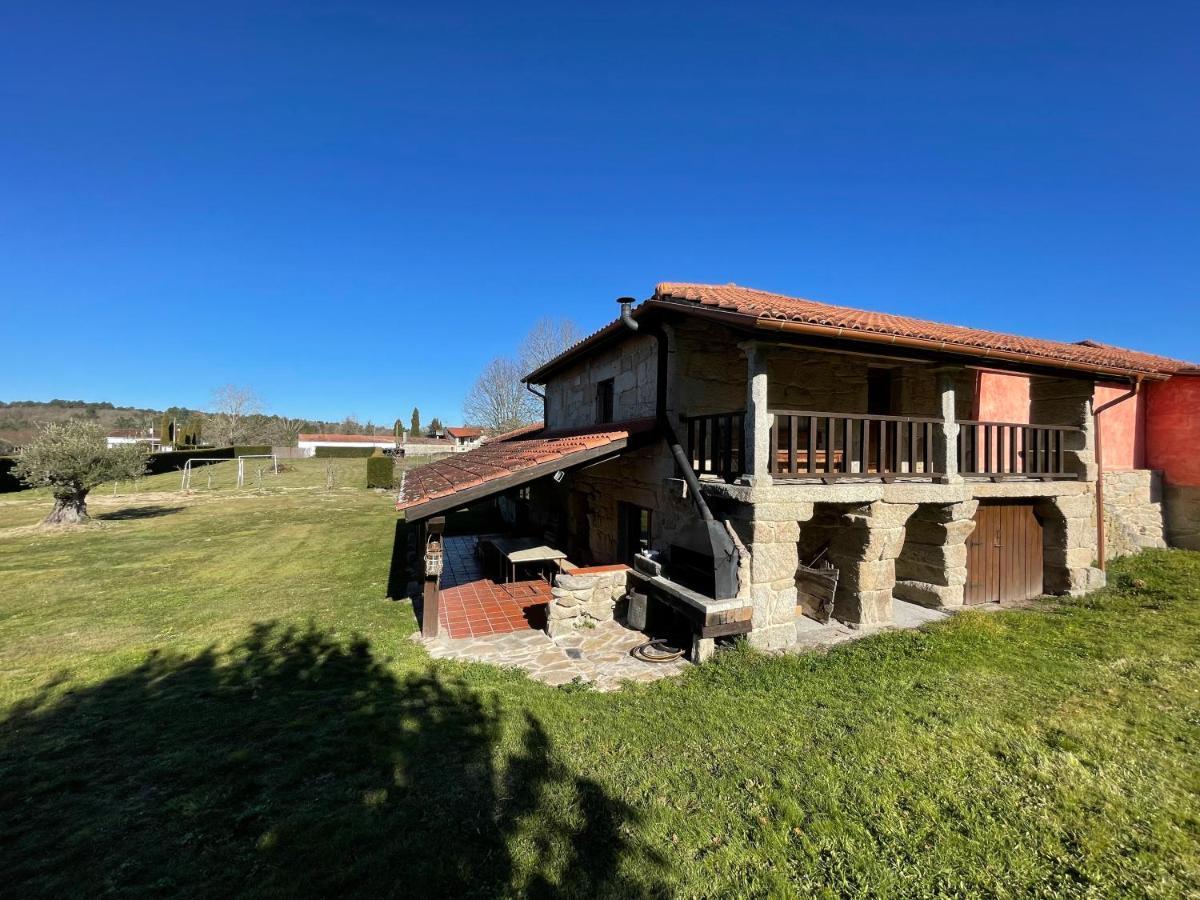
[0,457,20,493]
[144,445,273,475]
[366,451,395,489]
[314,446,378,458]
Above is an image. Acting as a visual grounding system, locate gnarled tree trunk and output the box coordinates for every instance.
[45,492,89,525]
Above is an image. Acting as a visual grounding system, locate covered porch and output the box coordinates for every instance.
[679,340,1095,485]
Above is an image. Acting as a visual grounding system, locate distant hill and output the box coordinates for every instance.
[0,400,412,454]
[0,401,168,453]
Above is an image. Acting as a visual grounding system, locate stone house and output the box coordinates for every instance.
[398,283,1197,659]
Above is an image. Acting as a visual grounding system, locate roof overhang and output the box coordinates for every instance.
[398,420,657,523]
[526,294,1175,386]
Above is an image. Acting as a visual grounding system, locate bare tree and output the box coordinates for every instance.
[268,416,305,447]
[519,317,582,376]
[463,357,536,433]
[208,385,262,446]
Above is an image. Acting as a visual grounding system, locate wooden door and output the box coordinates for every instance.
[965,503,1043,605]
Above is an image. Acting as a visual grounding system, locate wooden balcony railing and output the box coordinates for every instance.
[957,421,1081,478]
[768,410,943,478]
[684,411,745,483]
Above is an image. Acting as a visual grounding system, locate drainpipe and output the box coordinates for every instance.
[617,297,741,600]
[525,381,546,421]
[1093,377,1141,572]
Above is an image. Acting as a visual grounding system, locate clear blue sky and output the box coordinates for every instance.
[2,2,1196,425]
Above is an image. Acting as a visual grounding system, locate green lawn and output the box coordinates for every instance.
[1,480,1197,897]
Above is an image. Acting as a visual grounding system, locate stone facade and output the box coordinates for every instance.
[545,332,657,429]
[547,566,629,638]
[894,500,978,608]
[1035,493,1105,595]
[1164,484,1200,551]
[1098,469,1167,559]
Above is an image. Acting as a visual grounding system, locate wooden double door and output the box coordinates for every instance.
[965,502,1044,605]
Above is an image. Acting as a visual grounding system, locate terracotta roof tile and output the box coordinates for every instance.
[524,282,1191,383]
[444,426,483,439]
[396,418,655,513]
[656,282,1193,377]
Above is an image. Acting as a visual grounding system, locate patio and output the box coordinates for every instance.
[437,535,552,639]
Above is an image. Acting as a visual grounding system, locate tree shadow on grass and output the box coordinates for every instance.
[1,623,666,898]
[94,505,185,521]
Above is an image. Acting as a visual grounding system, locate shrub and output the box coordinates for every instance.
[0,457,21,493]
[314,446,377,458]
[366,450,395,489]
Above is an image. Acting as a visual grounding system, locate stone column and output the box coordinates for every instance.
[1036,493,1105,595]
[933,367,963,483]
[743,499,813,650]
[828,501,916,626]
[739,341,772,486]
[1030,377,1097,482]
[894,500,978,608]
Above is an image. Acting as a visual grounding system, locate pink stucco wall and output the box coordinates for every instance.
[974,372,1030,423]
[1147,374,1200,487]
[1093,383,1145,471]
[974,371,1146,470]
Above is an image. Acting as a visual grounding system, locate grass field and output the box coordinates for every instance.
[1,473,1198,897]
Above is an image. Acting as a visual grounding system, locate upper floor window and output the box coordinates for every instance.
[596,378,615,424]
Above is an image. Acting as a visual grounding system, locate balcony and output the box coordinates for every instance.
[684,409,1081,484]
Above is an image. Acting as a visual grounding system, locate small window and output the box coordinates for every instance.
[596,378,615,424]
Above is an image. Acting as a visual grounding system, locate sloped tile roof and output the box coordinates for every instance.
[655,282,1192,377]
[396,419,656,513]
[444,426,483,439]
[524,282,1191,383]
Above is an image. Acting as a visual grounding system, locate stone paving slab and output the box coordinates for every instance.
[418,597,1015,688]
[419,620,688,691]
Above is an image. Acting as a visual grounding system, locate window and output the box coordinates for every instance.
[618,502,652,565]
[596,378,615,424]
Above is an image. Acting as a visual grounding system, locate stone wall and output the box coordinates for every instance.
[546,565,629,638]
[1096,469,1166,559]
[894,501,978,608]
[1164,484,1200,550]
[544,332,657,429]
[1036,493,1105,595]
[1030,377,1097,481]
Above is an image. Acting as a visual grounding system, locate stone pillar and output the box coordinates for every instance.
[894,501,978,608]
[739,341,772,486]
[1030,377,1097,482]
[828,501,916,626]
[744,499,813,650]
[933,367,962,483]
[547,567,629,638]
[1036,493,1105,595]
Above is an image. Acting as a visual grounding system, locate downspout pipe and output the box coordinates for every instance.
[1093,377,1142,572]
[525,381,546,421]
[618,298,741,600]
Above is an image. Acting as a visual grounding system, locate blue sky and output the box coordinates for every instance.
[2,2,1196,425]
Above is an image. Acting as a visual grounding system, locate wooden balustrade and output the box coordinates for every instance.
[767,410,942,478]
[957,421,1080,478]
[684,411,745,483]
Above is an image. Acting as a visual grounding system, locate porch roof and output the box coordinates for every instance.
[396,418,656,521]
[525,282,1192,384]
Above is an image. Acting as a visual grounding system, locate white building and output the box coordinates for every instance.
[444,427,485,452]
[106,429,166,451]
[296,433,398,457]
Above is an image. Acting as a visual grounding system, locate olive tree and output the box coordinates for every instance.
[13,421,151,525]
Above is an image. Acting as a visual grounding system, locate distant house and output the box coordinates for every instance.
[445,427,484,452]
[297,433,397,457]
[396,433,453,457]
[106,428,165,451]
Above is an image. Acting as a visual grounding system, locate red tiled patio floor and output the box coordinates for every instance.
[437,535,551,639]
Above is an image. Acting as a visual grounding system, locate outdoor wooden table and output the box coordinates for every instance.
[487,536,568,584]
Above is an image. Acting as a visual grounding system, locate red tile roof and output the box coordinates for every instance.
[445,426,483,439]
[524,282,1191,383]
[298,433,397,443]
[656,283,1191,378]
[397,419,655,514]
